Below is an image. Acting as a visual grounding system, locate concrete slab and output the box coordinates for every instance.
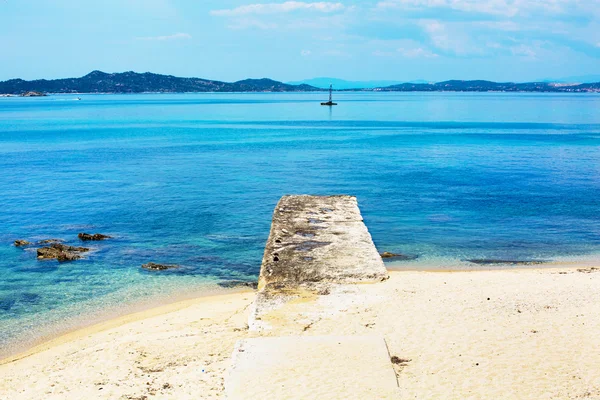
[250,195,388,330]
[258,195,388,289]
[225,336,400,400]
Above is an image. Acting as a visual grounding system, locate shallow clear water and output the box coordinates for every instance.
[1,92,600,355]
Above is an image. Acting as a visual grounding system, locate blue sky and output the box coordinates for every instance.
[1,0,599,82]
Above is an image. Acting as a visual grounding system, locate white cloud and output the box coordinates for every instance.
[375,0,598,18]
[301,49,312,56]
[376,0,517,16]
[510,44,538,59]
[420,20,480,55]
[398,47,438,58]
[366,0,600,61]
[473,21,520,31]
[227,19,279,30]
[211,1,345,16]
[136,33,192,41]
[420,20,452,51]
[372,39,438,58]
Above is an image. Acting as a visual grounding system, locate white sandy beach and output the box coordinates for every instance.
[1,267,600,399]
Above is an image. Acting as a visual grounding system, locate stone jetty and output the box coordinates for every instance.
[249,195,388,330]
[225,195,398,399]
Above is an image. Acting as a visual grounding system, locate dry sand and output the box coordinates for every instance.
[1,267,600,399]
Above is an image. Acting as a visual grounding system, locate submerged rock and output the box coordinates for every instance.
[217,280,258,290]
[38,239,64,245]
[37,243,90,262]
[380,252,418,261]
[142,262,179,271]
[14,240,31,247]
[57,252,82,262]
[0,297,16,311]
[467,259,547,266]
[78,233,112,241]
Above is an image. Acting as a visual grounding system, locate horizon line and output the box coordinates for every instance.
[2,70,599,86]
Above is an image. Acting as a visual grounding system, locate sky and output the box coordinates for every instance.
[1,0,599,82]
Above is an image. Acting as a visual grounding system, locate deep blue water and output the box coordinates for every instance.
[1,92,600,355]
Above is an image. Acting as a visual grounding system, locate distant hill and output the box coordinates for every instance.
[375,80,600,93]
[287,77,409,90]
[233,78,316,92]
[1,72,599,94]
[549,75,600,84]
[0,71,319,94]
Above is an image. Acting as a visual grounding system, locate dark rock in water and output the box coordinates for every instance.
[0,297,16,311]
[217,280,258,290]
[14,240,31,247]
[37,247,76,261]
[142,262,179,271]
[53,243,89,252]
[57,252,82,262]
[380,252,418,261]
[20,292,41,304]
[78,233,112,241]
[36,247,54,259]
[37,243,90,262]
[467,259,547,266]
[38,239,64,245]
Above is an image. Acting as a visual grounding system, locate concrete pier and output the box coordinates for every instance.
[225,196,398,399]
[258,195,388,289]
[258,196,387,290]
[249,195,388,330]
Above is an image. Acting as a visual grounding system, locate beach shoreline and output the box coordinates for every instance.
[2,260,594,363]
[0,285,255,363]
[1,263,597,363]
[2,266,600,399]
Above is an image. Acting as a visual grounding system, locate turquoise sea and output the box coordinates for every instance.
[1,92,600,356]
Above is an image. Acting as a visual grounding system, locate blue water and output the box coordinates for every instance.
[1,92,600,355]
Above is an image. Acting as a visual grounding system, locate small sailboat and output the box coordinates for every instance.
[321,84,337,106]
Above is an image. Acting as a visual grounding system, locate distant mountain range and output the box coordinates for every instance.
[290,77,600,90]
[287,78,426,90]
[0,71,319,94]
[0,71,599,94]
[373,80,600,93]
[550,74,600,84]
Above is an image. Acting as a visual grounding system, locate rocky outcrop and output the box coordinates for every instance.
[142,262,179,271]
[38,239,64,244]
[217,281,259,290]
[380,252,417,261]
[467,259,547,266]
[78,233,112,241]
[37,243,90,262]
[14,240,31,247]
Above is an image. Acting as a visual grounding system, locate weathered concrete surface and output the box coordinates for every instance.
[258,195,387,289]
[225,336,400,400]
[250,195,388,331]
